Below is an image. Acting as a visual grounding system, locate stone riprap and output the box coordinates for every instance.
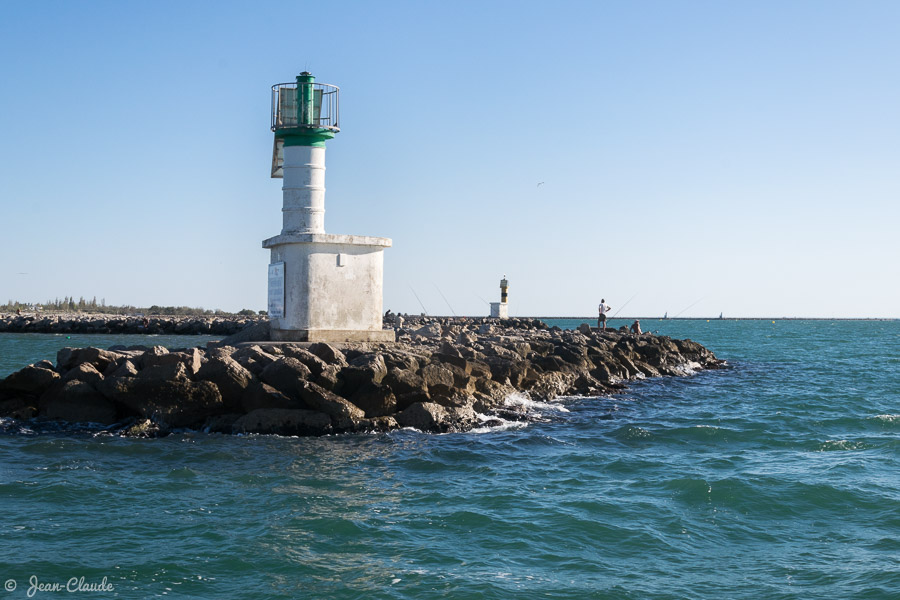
[0,317,724,436]
[0,313,263,336]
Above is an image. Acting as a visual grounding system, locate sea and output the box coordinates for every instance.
[0,319,897,599]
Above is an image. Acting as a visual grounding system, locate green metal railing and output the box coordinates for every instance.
[271,80,340,132]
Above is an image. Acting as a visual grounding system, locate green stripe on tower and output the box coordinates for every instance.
[276,129,335,148]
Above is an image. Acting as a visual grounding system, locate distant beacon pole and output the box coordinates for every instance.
[490,275,509,319]
[263,72,394,342]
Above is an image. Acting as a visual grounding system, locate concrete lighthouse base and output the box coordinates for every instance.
[490,302,509,319]
[262,233,395,343]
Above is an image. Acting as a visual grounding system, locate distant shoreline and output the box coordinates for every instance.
[534,317,897,321]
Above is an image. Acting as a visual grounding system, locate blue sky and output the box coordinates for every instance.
[1,1,897,318]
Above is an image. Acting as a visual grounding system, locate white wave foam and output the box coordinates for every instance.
[469,412,528,434]
[671,361,703,376]
[871,414,900,423]
[503,392,570,414]
[819,439,867,451]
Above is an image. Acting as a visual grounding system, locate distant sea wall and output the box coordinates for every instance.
[0,313,264,336]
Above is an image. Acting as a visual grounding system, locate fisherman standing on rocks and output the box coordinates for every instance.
[598,299,611,330]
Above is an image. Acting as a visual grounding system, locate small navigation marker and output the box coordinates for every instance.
[490,276,510,319]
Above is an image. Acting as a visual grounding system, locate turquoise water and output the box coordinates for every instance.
[0,333,220,378]
[1,321,898,599]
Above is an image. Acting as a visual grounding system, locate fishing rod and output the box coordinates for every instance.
[408,285,428,315]
[610,292,639,318]
[433,283,457,317]
[673,297,704,318]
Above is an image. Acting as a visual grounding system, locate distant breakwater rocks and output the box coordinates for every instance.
[0,318,724,437]
[0,313,264,336]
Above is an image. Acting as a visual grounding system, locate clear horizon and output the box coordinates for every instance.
[2,1,898,319]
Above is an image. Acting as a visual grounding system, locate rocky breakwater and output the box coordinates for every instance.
[0,318,724,436]
[0,313,263,336]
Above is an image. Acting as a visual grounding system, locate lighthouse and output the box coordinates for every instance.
[489,276,509,319]
[262,73,394,342]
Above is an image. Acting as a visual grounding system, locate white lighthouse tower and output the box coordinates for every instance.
[263,72,394,342]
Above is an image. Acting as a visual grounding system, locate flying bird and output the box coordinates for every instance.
[537,182,544,187]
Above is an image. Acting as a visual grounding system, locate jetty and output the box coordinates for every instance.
[0,317,724,436]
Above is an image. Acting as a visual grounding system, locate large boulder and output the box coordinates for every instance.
[0,398,37,420]
[339,353,388,395]
[469,360,492,380]
[589,362,616,383]
[307,342,347,367]
[98,377,223,428]
[432,351,471,373]
[280,346,329,376]
[396,402,450,432]
[509,342,532,359]
[632,359,661,378]
[481,357,528,387]
[442,363,476,394]
[473,378,517,405]
[41,381,118,425]
[1,365,60,396]
[612,350,641,379]
[233,408,331,436]
[350,383,397,418]
[136,346,168,368]
[419,364,455,396]
[526,371,579,400]
[396,402,478,432]
[382,350,422,373]
[553,344,591,369]
[383,368,428,396]
[571,373,607,396]
[63,363,104,386]
[207,345,238,360]
[232,345,279,375]
[411,323,442,339]
[240,380,301,413]
[57,347,123,372]
[108,359,140,379]
[481,341,522,361]
[258,357,312,398]
[137,362,192,383]
[396,390,431,412]
[446,404,478,431]
[314,364,341,391]
[296,380,365,421]
[143,348,203,375]
[196,356,255,411]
